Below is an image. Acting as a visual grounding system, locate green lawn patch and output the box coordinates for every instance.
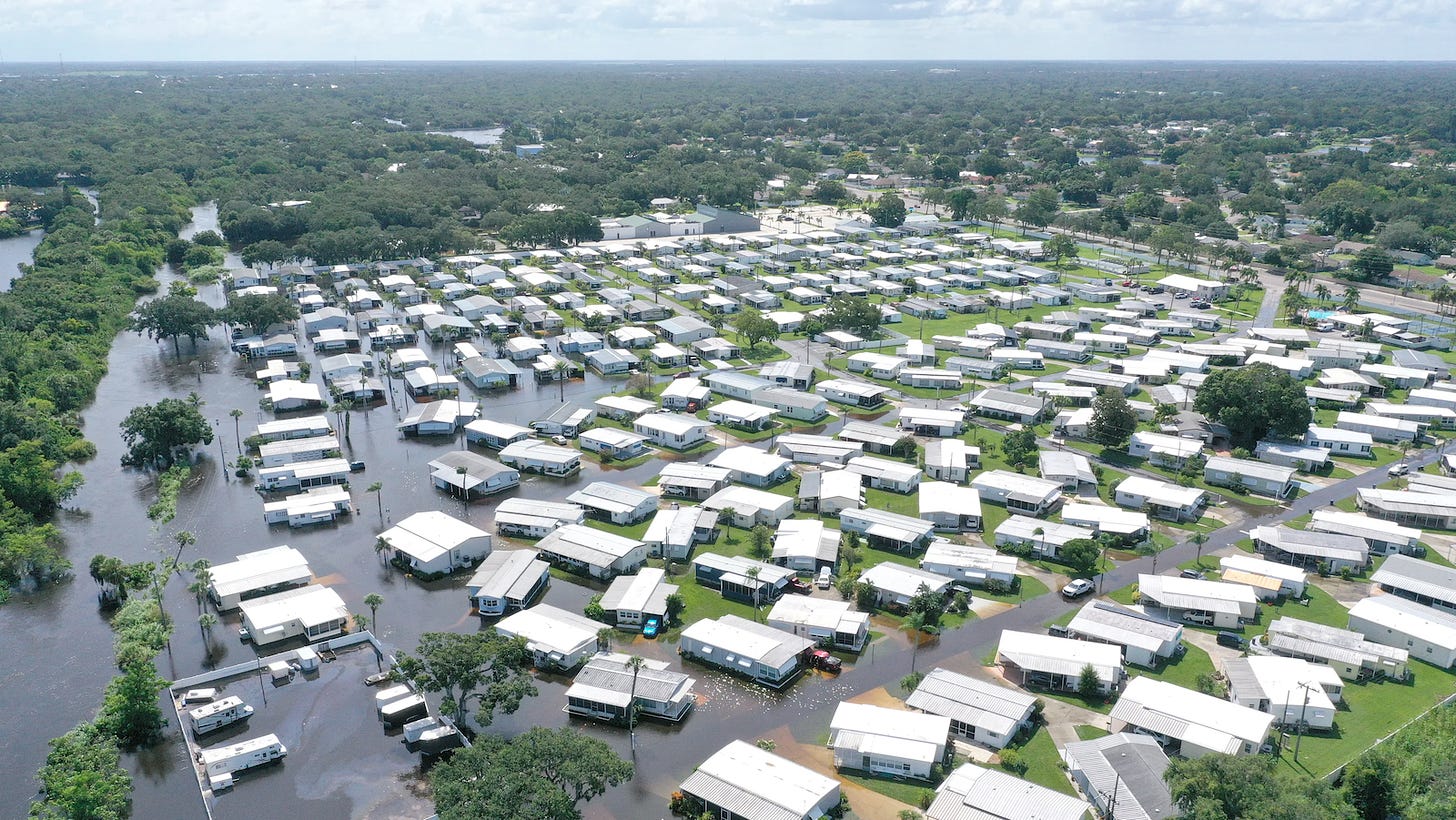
[1074,725,1110,741]
[838,771,935,808]
[1265,584,1348,629]
[1273,662,1456,779]
[585,516,653,541]
[979,575,1050,605]
[1105,581,1139,605]
[1005,726,1078,795]
[1130,643,1216,691]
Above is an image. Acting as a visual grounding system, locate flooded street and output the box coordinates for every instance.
[2,202,924,819]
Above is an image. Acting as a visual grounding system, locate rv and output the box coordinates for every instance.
[188,696,255,735]
[199,733,287,790]
[379,694,429,727]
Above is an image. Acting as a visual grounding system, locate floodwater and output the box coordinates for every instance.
[0,201,994,819]
[0,228,44,290]
[425,127,503,146]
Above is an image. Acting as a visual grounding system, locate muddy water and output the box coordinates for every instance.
[0,203,961,819]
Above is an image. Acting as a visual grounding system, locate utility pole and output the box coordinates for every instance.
[1293,681,1315,762]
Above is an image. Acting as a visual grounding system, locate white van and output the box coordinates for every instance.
[816,566,833,589]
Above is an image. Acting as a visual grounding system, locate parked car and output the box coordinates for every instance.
[1190,299,1212,309]
[1172,291,1189,299]
[1061,578,1095,599]
[1216,631,1247,649]
[1179,569,1206,580]
[816,566,833,589]
[551,435,570,446]
[810,649,842,673]
[364,671,393,687]
[349,460,366,472]
[787,577,813,595]
[1047,624,1070,638]
[1182,610,1216,626]
[1388,463,1410,477]
[1315,321,1335,332]
[642,616,661,639]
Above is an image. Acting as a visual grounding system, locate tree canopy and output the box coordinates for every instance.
[1193,363,1312,449]
[821,295,881,338]
[1088,388,1138,448]
[118,394,214,468]
[128,283,219,354]
[394,631,537,727]
[431,727,633,820]
[868,192,907,228]
[221,293,299,336]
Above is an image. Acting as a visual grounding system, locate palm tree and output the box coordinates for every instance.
[626,655,645,746]
[229,408,244,453]
[1033,527,1045,558]
[1341,285,1361,313]
[1191,531,1208,566]
[352,613,370,633]
[375,537,393,568]
[198,612,217,644]
[904,610,928,673]
[553,359,572,402]
[367,481,385,526]
[597,627,613,652]
[364,593,384,635]
[1313,283,1331,305]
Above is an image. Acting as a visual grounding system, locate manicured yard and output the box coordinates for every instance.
[1006,726,1078,795]
[1074,725,1110,741]
[1262,583,1349,629]
[1273,662,1456,779]
[1129,643,1216,692]
[838,771,934,808]
[979,575,1050,605]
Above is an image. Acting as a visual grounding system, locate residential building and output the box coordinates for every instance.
[599,567,678,630]
[836,420,905,455]
[1223,656,1342,730]
[207,546,312,611]
[845,455,922,494]
[998,629,1124,695]
[1063,734,1173,820]
[816,378,889,409]
[1349,595,1456,669]
[238,584,349,646]
[1250,524,1369,573]
[1067,601,1183,668]
[678,740,840,820]
[918,482,984,533]
[397,400,479,436]
[567,482,657,525]
[924,439,977,483]
[466,550,551,616]
[1110,676,1273,758]
[633,412,715,450]
[767,596,869,652]
[905,668,1037,751]
[497,438,582,477]
[925,764,1090,820]
[972,471,1064,517]
[920,541,1014,588]
[1128,431,1204,468]
[1060,502,1150,543]
[770,518,840,573]
[1371,554,1456,612]
[427,451,520,499]
[776,434,863,466]
[1038,450,1096,493]
[1218,554,1309,600]
[534,523,647,580]
[702,485,795,528]
[492,498,584,539]
[658,463,732,501]
[829,702,952,781]
[494,604,601,671]
[692,553,797,604]
[678,616,816,688]
[898,407,967,437]
[1204,455,1296,498]
[859,562,953,608]
[840,508,935,554]
[709,447,792,487]
[796,469,863,516]
[1357,488,1456,529]
[993,517,1094,559]
[1304,425,1374,457]
[969,388,1050,424]
[255,458,351,492]
[564,653,696,724]
[379,511,492,576]
[1136,574,1257,629]
[642,505,716,561]
[1265,617,1409,681]
[1114,476,1206,522]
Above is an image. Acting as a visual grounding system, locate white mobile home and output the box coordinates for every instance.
[679,615,816,688]
[996,630,1124,695]
[1067,600,1182,668]
[1223,656,1341,730]
[829,702,951,781]
[427,451,520,499]
[565,653,696,724]
[380,511,493,576]
[1349,595,1456,669]
[534,523,648,580]
[905,668,1037,750]
[1110,676,1272,758]
[679,740,840,820]
[567,481,657,525]
[239,585,349,646]
[1136,574,1257,629]
[208,546,312,611]
[494,604,602,671]
[466,550,551,616]
[766,596,869,652]
[918,482,984,533]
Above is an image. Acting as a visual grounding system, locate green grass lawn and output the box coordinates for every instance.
[585,516,653,541]
[1007,726,1078,795]
[979,575,1050,605]
[838,771,935,808]
[1130,643,1216,691]
[865,486,920,517]
[1074,725,1111,741]
[1106,581,1139,605]
[1263,584,1349,629]
[1274,662,1456,779]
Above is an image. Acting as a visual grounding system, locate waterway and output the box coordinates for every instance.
[425,127,503,146]
[0,228,44,290]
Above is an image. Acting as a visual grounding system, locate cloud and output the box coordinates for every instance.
[0,0,1453,60]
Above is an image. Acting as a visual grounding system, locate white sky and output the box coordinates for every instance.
[1,0,1452,62]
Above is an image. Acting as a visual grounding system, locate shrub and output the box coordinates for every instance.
[999,748,1028,775]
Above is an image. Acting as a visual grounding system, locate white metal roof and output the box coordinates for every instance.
[681,740,838,820]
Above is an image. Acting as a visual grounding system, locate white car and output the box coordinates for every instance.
[1388,463,1410,477]
[1061,578,1095,599]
